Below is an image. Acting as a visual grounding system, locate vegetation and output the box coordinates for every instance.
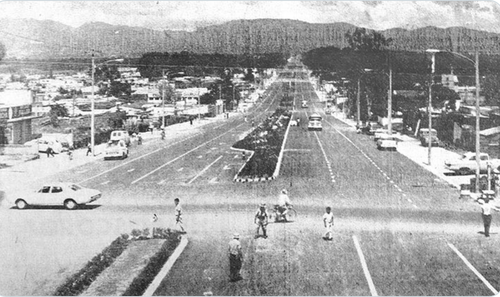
[53,228,182,296]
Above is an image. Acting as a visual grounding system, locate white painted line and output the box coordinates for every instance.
[234,155,239,159]
[187,156,223,184]
[208,177,218,184]
[223,165,231,170]
[132,124,242,184]
[448,242,499,295]
[177,167,184,172]
[197,155,203,158]
[353,235,378,296]
[100,181,110,185]
[313,132,336,184]
[143,236,189,296]
[127,168,135,172]
[157,180,166,185]
[79,133,200,184]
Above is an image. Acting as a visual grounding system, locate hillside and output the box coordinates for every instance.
[1,18,500,59]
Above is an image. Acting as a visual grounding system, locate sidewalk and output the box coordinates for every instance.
[330,111,468,190]
[0,111,234,194]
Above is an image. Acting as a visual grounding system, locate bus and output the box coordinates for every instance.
[308,113,323,131]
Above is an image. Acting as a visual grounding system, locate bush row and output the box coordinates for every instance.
[233,107,291,178]
[53,228,182,296]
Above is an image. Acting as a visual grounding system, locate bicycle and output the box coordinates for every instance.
[269,204,297,222]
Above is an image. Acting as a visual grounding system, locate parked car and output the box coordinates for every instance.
[444,152,500,175]
[376,134,399,151]
[10,182,101,210]
[104,140,129,160]
[373,129,400,141]
[419,128,439,147]
[301,100,308,108]
[24,138,64,154]
[110,130,131,146]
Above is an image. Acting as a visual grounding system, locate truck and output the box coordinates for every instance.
[444,152,500,175]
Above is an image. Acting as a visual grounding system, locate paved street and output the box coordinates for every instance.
[1,69,499,296]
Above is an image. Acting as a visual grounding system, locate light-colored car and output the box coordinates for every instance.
[419,128,439,147]
[11,182,101,210]
[110,130,131,146]
[376,134,399,151]
[104,140,129,160]
[373,129,400,141]
[444,152,500,175]
[307,113,322,131]
[25,138,64,153]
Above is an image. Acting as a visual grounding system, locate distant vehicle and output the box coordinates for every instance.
[25,138,64,154]
[376,134,399,151]
[308,113,322,131]
[419,128,439,147]
[10,182,101,210]
[110,130,131,146]
[104,140,129,160]
[444,152,500,175]
[301,100,308,108]
[325,108,332,115]
[373,129,400,141]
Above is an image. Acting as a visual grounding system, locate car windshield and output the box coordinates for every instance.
[70,184,82,191]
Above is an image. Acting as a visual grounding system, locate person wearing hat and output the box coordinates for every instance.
[228,233,243,282]
[277,189,292,221]
[478,190,500,237]
[254,203,269,239]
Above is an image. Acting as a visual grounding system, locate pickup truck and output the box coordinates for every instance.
[104,140,129,160]
[444,152,500,175]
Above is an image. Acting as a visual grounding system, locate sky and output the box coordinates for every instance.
[1,1,500,33]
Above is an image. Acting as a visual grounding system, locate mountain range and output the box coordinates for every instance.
[1,18,500,59]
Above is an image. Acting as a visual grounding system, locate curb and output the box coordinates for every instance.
[142,235,189,296]
[231,147,255,182]
[272,113,293,179]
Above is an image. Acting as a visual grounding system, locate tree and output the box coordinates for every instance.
[107,111,127,129]
[49,105,69,127]
[0,42,5,62]
[108,81,131,98]
[345,28,392,52]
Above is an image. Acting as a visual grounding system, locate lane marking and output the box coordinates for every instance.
[79,132,201,184]
[132,124,242,184]
[157,180,166,185]
[208,177,219,184]
[448,242,499,295]
[177,167,184,172]
[187,156,223,184]
[313,132,335,183]
[283,149,312,152]
[100,181,110,185]
[223,165,231,170]
[127,168,135,172]
[353,235,378,296]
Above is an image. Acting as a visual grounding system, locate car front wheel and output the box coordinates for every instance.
[16,199,28,209]
[64,199,78,210]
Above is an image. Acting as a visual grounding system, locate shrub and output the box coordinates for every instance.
[53,235,130,296]
[122,231,181,296]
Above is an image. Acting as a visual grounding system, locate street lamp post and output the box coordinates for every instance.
[388,66,393,135]
[356,78,361,127]
[426,49,440,165]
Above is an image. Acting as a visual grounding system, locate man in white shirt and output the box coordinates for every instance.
[322,207,334,241]
[478,191,500,237]
[277,189,292,221]
[174,198,185,233]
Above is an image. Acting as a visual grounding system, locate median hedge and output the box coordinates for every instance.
[233,107,291,178]
[54,228,182,296]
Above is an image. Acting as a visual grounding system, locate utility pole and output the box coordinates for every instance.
[90,49,95,157]
[356,78,361,127]
[426,49,439,165]
[388,66,393,135]
[475,50,481,193]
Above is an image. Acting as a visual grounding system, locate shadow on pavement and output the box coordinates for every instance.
[8,204,102,211]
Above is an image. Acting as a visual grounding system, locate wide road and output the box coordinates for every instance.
[0,67,499,296]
